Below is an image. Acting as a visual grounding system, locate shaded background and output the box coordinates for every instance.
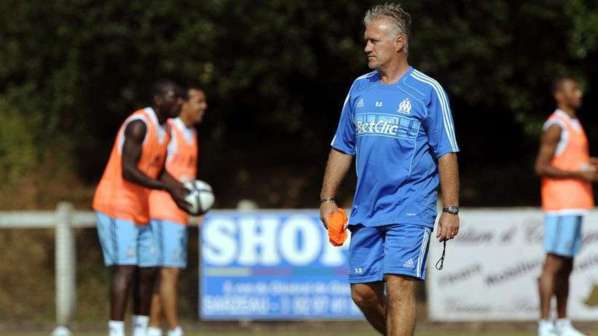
[2,0,598,326]
[2,0,598,210]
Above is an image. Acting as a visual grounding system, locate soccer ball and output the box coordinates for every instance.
[183,180,215,215]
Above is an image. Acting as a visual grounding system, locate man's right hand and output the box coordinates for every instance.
[167,182,191,212]
[319,200,339,228]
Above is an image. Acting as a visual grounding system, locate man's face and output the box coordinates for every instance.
[182,89,208,124]
[364,18,404,70]
[156,88,184,118]
[557,80,583,109]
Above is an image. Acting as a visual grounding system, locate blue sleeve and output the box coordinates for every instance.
[422,84,459,158]
[330,84,356,155]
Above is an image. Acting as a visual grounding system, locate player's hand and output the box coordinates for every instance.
[577,168,598,182]
[436,212,459,242]
[320,200,339,229]
[167,182,191,211]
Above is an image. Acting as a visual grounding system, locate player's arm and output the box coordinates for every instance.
[159,169,191,211]
[320,81,357,226]
[319,149,353,225]
[437,153,460,242]
[438,153,459,207]
[422,83,460,242]
[121,120,169,190]
[534,124,595,181]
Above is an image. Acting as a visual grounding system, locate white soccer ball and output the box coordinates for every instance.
[183,180,215,215]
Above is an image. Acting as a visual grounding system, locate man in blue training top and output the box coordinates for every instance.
[319,4,460,336]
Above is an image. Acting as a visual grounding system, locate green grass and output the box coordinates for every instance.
[0,332,546,336]
[5,323,598,336]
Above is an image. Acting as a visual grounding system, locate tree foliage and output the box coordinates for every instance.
[1,0,598,207]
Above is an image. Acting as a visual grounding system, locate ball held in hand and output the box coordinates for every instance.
[183,180,215,215]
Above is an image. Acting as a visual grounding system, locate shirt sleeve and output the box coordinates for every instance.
[543,118,565,131]
[422,83,460,159]
[330,84,356,155]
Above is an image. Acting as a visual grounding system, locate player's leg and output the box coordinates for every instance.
[539,215,565,317]
[538,215,568,336]
[539,254,564,318]
[385,275,417,336]
[348,224,386,335]
[383,223,431,336]
[148,281,163,336]
[148,219,164,336]
[133,267,158,334]
[553,215,585,336]
[159,268,181,332]
[111,265,136,320]
[350,282,386,334]
[96,212,139,336]
[158,220,188,336]
[133,223,161,336]
[555,257,573,318]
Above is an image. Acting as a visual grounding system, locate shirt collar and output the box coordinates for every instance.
[555,109,577,121]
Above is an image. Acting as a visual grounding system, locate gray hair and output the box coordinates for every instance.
[364,3,411,50]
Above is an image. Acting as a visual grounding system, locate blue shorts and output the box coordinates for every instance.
[96,212,159,267]
[348,223,432,283]
[150,219,188,268]
[544,214,583,257]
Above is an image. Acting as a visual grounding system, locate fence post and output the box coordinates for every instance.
[52,202,75,336]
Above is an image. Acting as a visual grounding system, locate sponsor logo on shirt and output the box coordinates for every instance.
[398,98,412,115]
[375,101,384,107]
[356,98,365,108]
[355,114,420,139]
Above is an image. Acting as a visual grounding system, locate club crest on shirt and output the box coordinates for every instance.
[397,98,412,115]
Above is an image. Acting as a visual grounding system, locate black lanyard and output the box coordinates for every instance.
[434,240,447,271]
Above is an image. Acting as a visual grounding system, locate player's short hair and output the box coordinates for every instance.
[182,83,204,101]
[551,76,577,94]
[151,79,185,100]
[187,83,204,93]
[364,3,411,51]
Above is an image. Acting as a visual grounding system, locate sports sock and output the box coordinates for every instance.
[109,320,125,336]
[167,326,183,336]
[147,326,163,336]
[132,315,150,336]
[556,319,572,329]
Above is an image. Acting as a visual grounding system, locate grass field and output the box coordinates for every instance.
[4,321,597,336]
[0,333,543,336]
[4,329,597,336]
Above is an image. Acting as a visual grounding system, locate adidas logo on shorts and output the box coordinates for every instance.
[403,258,415,269]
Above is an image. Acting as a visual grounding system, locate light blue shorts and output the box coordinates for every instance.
[348,223,432,283]
[544,214,583,257]
[96,212,159,267]
[150,219,188,268]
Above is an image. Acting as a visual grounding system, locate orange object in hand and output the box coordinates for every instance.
[326,208,348,246]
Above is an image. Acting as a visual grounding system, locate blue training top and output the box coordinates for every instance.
[331,67,459,228]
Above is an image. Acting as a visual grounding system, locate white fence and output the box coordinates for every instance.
[0,203,247,335]
[5,206,597,330]
[0,203,94,335]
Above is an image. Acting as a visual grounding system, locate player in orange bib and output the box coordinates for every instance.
[146,86,207,336]
[92,80,190,336]
[535,77,597,336]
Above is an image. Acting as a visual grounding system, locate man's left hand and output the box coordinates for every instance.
[436,212,459,242]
